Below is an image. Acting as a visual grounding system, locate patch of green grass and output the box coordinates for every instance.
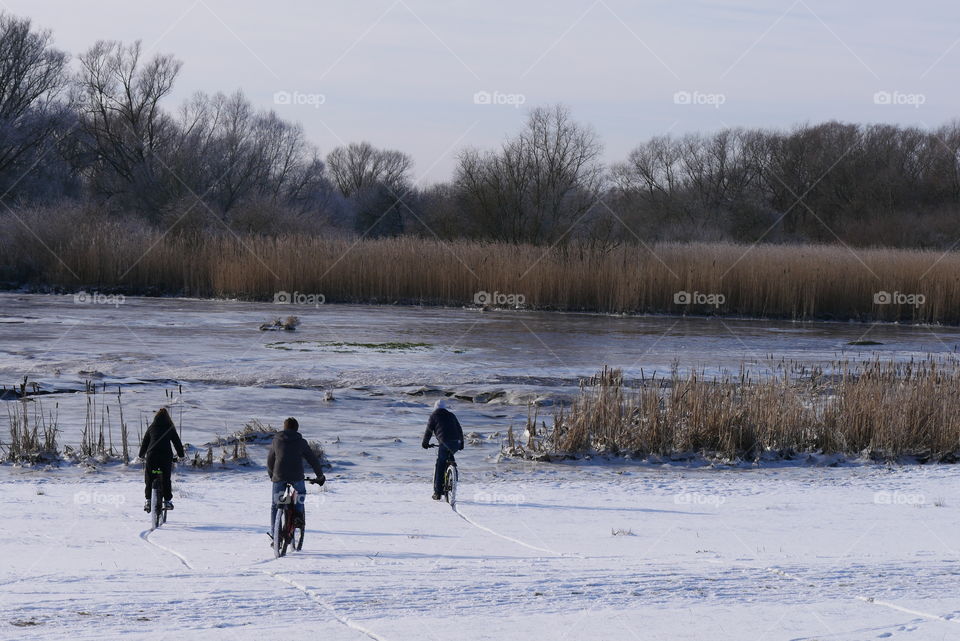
[848,340,884,346]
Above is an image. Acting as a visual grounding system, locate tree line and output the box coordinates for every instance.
[2,12,959,247]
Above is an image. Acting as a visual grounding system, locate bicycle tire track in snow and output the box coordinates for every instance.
[764,564,960,626]
[452,501,583,558]
[138,527,376,638]
[139,528,194,570]
[263,569,391,641]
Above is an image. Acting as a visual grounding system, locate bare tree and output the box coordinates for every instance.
[75,40,182,215]
[456,105,604,243]
[0,13,70,198]
[169,90,330,219]
[326,142,414,235]
[326,141,412,197]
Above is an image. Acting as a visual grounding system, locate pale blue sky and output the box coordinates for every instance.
[8,0,959,182]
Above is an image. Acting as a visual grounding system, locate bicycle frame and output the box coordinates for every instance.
[273,479,318,557]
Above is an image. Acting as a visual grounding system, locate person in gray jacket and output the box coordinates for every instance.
[267,417,325,530]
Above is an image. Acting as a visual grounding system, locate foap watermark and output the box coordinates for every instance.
[474,290,526,307]
[273,90,326,108]
[473,490,525,505]
[473,90,526,108]
[873,291,925,307]
[674,290,725,308]
[874,491,925,506]
[674,492,726,508]
[273,290,326,306]
[73,291,125,307]
[873,90,926,108]
[74,490,126,506]
[673,90,726,108]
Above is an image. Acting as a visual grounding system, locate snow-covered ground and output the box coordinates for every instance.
[2,293,960,639]
[2,466,958,640]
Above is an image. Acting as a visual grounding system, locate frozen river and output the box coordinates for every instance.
[2,292,959,476]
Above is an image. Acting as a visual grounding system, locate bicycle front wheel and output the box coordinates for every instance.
[294,523,304,551]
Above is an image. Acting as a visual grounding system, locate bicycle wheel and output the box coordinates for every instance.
[444,464,458,507]
[150,480,162,530]
[272,507,285,558]
[294,520,305,551]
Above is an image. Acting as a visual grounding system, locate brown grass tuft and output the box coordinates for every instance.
[528,362,960,462]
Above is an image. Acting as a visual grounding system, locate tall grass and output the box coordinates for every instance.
[3,381,60,463]
[522,363,960,462]
[2,209,960,322]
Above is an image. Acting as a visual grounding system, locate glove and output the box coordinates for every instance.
[422,441,430,449]
[317,474,326,486]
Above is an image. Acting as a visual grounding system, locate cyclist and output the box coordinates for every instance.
[267,417,325,534]
[138,407,185,512]
[422,399,464,500]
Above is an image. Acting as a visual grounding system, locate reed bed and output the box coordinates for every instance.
[522,362,960,462]
[3,210,960,322]
[3,382,60,464]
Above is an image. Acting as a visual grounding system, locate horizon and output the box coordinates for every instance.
[5,0,959,185]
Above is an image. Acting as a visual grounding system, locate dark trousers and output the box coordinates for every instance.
[144,459,173,501]
[433,445,455,495]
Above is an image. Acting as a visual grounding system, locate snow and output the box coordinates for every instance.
[2,293,960,639]
[1,466,958,640]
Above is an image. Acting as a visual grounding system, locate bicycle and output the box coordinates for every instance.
[147,467,168,530]
[428,445,458,508]
[272,477,322,558]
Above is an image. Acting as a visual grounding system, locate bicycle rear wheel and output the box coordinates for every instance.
[444,464,458,507]
[272,510,284,558]
[150,481,162,530]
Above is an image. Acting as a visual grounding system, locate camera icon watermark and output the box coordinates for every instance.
[474,290,526,307]
[873,291,925,307]
[673,290,725,308]
[74,490,126,506]
[673,90,726,109]
[273,90,326,108]
[472,490,525,505]
[473,90,526,108]
[273,290,325,307]
[73,291,125,308]
[674,492,726,508]
[873,90,925,108]
[874,491,925,506]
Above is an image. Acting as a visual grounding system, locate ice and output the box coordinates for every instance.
[2,293,959,639]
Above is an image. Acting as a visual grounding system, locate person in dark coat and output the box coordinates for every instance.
[267,417,325,529]
[138,407,185,511]
[422,399,464,499]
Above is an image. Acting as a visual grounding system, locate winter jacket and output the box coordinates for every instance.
[138,417,185,464]
[422,408,464,451]
[267,429,325,483]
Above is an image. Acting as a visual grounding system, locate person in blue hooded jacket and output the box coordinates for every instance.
[422,399,464,500]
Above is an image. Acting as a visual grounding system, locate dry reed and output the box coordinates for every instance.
[3,210,959,322]
[523,362,960,462]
